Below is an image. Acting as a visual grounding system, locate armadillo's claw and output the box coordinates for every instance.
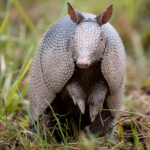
[66,80,85,114]
[72,97,85,113]
[76,99,85,114]
[72,96,77,105]
[90,107,99,122]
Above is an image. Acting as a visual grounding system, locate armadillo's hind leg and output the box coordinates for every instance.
[65,79,85,114]
[28,109,56,138]
[90,101,115,137]
[89,81,108,122]
[29,98,62,141]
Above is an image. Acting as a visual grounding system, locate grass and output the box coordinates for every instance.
[0,0,150,149]
[130,117,141,150]
[12,0,35,33]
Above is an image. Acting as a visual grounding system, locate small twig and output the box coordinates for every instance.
[99,111,104,126]
[133,118,146,139]
[110,141,124,150]
[96,137,105,140]
[40,120,52,136]
[134,119,150,142]
[139,136,150,139]
[56,128,63,141]
[67,142,79,146]
[103,116,111,122]
[40,120,57,143]
[98,109,150,118]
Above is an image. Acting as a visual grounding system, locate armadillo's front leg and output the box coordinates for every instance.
[66,80,85,114]
[89,81,108,122]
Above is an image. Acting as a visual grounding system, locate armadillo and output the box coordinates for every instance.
[29,3,126,137]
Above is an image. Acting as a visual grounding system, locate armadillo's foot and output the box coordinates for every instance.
[90,100,115,137]
[89,96,105,122]
[66,79,85,114]
[89,81,108,122]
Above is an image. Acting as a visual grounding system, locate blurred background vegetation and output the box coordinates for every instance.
[0,0,150,120]
[0,0,150,149]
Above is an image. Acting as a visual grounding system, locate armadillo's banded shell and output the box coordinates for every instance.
[106,84,125,117]
[30,52,56,121]
[101,24,126,117]
[30,16,75,121]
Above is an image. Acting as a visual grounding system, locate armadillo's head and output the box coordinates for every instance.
[70,20,106,68]
[68,3,113,69]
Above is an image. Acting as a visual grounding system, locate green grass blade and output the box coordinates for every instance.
[0,132,18,147]
[105,127,115,150]
[118,121,124,142]
[46,100,68,150]
[12,0,35,32]
[0,14,9,35]
[118,121,121,141]
[16,88,53,149]
[17,46,33,78]
[4,58,32,112]
[130,117,141,150]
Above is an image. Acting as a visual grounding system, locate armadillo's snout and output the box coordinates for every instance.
[76,58,90,69]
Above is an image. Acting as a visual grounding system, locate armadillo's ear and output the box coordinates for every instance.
[67,2,85,24]
[95,5,113,26]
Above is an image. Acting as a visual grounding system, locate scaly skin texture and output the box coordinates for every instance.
[30,16,75,121]
[101,23,126,118]
[30,7,126,137]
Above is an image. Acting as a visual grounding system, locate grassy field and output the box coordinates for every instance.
[0,0,150,149]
